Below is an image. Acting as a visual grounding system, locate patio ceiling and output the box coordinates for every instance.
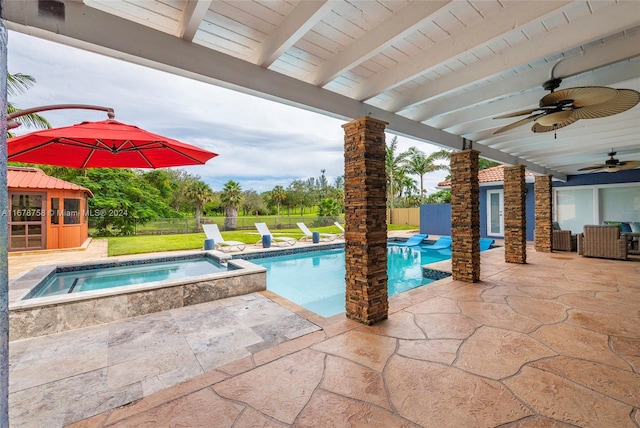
[3,0,640,181]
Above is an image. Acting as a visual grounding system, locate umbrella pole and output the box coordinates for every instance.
[7,104,115,130]
[1,18,10,427]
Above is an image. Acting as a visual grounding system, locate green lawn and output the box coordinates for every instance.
[103,223,417,256]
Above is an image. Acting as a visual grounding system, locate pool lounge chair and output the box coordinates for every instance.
[334,222,345,237]
[422,236,452,250]
[297,222,337,241]
[203,224,246,252]
[396,233,429,247]
[255,222,297,246]
[480,238,495,251]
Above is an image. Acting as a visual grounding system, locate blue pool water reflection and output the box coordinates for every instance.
[250,245,452,317]
[26,258,228,299]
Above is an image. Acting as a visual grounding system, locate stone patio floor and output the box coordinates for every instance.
[8,239,640,427]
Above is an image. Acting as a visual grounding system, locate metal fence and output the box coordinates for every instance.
[90,215,346,236]
[90,210,421,236]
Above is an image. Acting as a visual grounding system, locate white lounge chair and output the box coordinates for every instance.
[203,224,246,252]
[255,222,297,246]
[334,222,345,237]
[296,222,337,241]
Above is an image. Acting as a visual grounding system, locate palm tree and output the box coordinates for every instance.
[385,136,411,210]
[401,175,418,200]
[271,185,286,218]
[186,180,213,230]
[7,72,51,134]
[219,180,243,230]
[407,147,451,203]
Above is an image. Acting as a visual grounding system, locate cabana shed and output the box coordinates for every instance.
[7,167,93,251]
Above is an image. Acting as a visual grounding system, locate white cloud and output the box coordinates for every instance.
[7,31,448,193]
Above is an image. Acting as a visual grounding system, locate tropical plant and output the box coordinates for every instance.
[241,190,266,216]
[6,72,51,135]
[479,157,502,170]
[271,185,286,218]
[406,147,451,203]
[219,180,243,229]
[425,189,452,204]
[385,136,411,209]
[72,168,178,235]
[186,180,214,230]
[317,169,329,200]
[315,198,342,226]
[400,175,418,200]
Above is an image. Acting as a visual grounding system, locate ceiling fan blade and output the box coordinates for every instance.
[536,110,573,126]
[531,117,578,133]
[577,164,606,171]
[493,108,539,119]
[608,160,640,171]
[493,113,545,134]
[540,87,618,107]
[572,89,640,120]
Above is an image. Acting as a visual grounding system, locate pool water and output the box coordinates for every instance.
[27,258,227,299]
[250,245,452,317]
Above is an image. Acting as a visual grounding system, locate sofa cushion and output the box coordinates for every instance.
[621,222,632,233]
[630,222,640,233]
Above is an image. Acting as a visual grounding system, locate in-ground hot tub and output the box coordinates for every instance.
[8,251,266,340]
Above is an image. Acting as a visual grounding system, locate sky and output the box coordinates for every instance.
[7,30,448,194]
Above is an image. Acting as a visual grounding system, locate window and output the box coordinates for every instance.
[51,198,59,225]
[554,188,594,234]
[599,186,640,223]
[554,183,640,234]
[11,194,43,222]
[63,198,81,225]
[84,195,89,223]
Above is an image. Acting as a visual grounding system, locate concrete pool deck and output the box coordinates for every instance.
[8,237,640,427]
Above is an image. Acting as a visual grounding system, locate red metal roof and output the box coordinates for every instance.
[7,167,93,197]
[437,165,536,188]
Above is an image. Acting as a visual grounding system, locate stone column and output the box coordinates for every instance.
[450,150,480,282]
[342,117,388,325]
[534,175,553,252]
[504,165,527,263]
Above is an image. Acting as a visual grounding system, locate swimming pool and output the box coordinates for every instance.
[9,253,266,340]
[249,245,452,317]
[25,257,229,299]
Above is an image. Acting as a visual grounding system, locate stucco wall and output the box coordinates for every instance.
[421,182,536,241]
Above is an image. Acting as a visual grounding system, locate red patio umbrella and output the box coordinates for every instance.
[7,119,217,168]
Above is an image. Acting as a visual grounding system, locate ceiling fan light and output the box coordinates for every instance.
[536,110,573,126]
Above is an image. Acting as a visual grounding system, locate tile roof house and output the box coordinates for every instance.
[7,167,93,251]
[437,165,537,188]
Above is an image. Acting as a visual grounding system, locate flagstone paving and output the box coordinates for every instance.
[9,241,640,427]
[8,294,320,427]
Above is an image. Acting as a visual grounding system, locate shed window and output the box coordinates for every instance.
[51,198,59,225]
[63,199,81,225]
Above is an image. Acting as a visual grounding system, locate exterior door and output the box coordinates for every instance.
[487,189,504,237]
[9,192,46,251]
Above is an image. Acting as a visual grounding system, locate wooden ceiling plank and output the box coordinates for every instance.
[308,1,451,86]
[179,0,211,41]
[250,0,333,68]
[385,2,640,112]
[353,1,572,102]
